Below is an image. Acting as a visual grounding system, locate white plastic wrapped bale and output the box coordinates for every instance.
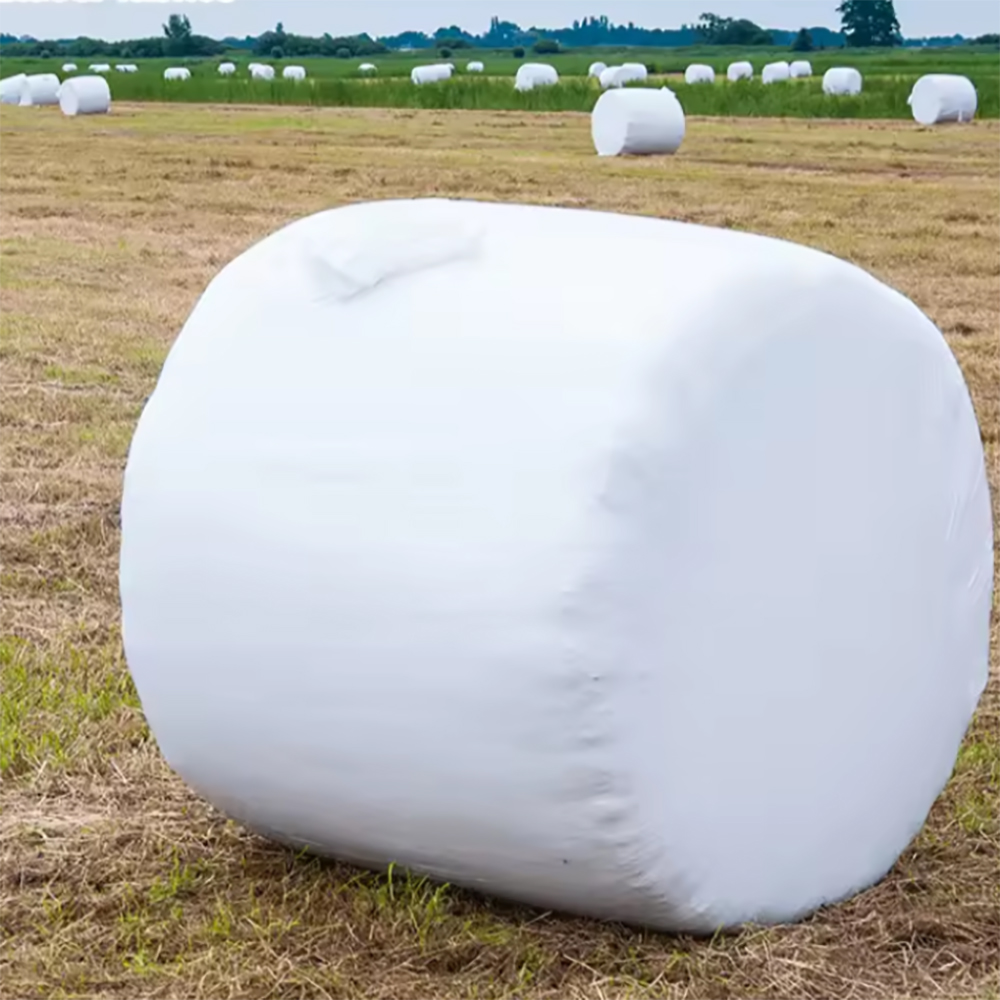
[411,64,452,85]
[684,64,715,85]
[59,75,111,116]
[283,65,307,81]
[466,61,484,73]
[359,62,378,74]
[19,74,61,106]
[116,64,138,73]
[789,60,812,78]
[0,73,26,104]
[120,197,993,933]
[727,61,753,82]
[250,65,275,81]
[762,61,791,84]
[514,63,558,92]
[621,62,648,82]
[62,63,78,73]
[907,74,977,125]
[89,63,111,73]
[823,67,862,96]
[592,88,684,156]
[588,61,607,79]
[218,62,236,75]
[164,67,191,81]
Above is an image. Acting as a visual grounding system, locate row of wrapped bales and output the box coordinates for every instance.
[121,195,992,936]
[762,61,791,84]
[908,74,977,125]
[685,64,715,85]
[164,67,192,81]
[823,67,863,95]
[283,65,307,81]
[62,62,77,72]
[515,63,559,91]
[411,63,453,84]
[593,87,684,155]
[59,75,111,115]
[599,63,648,89]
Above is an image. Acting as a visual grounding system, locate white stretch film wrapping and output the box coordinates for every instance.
[588,61,607,78]
[62,63,78,73]
[250,65,274,80]
[684,64,715,85]
[218,62,236,75]
[0,73,26,104]
[59,76,111,116]
[790,60,813,78]
[19,74,61,106]
[121,198,993,934]
[908,74,977,125]
[592,88,685,156]
[359,63,378,73]
[411,64,452,84]
[823,67,862,96]
[762,61,791,84]
[514,63,558,91]
[283,66,307,81]
[164,67,192,81]
[727,61,753,81]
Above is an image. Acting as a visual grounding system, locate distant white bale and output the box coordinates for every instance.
[411,64,453,85]
[592,86,685,156]
[822,67,862,96]
[684,64,715,85]
[907,74,977,125]
[19,73,61,106]
[283,65,307,81]
[359,63,377,74]
[514,63,559,92]
[727,61,753,81]
[466,61,484,73]
[250,65,275,81]
[59,75,111,116]
[588,61,607,78]
[599,64,647,89]
[115,64,132,72]
[248,62,263,72]
[0,73,26,104]
[762,61,791,84]
[789,60,812,78]
[89,64,111,73]
[218,62,236,76]
[62,63,78,73]
[164,67,192,81]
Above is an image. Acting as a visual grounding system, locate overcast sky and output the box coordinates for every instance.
[0,0,996,41]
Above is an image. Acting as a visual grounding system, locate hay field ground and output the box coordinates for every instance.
[1,103,998,1000]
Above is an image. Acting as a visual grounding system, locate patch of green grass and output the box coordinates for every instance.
[0,635,146,778]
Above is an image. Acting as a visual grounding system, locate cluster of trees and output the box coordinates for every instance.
[249,22,385,59]
[836,0,900,47]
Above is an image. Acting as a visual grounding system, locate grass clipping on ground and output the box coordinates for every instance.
[1,103,998,999]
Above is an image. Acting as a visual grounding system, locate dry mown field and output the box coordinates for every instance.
[1,103,998,999]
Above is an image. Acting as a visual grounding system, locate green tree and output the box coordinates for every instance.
[512,45,525,58]
[696,13,771,45]
[837,0,901,47]
[162,13,193,56]
[792,27,814,51]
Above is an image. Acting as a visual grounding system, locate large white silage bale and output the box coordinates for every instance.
[164,67,192,81]
[59,75,111,116]
[411,64,452,84]
[514,63,558,92]
[600,64,649,89]
[588,61,607,79]
[62,63,78,73]
[621,62,648,82]
[120,197,993,934]
[727,60,753,81]
[762,61,791,84]
[684,64,715,85]
[466,61,484,73]
[789,60,812,78]
[592,88,684,156]
[283,65,307,81]
[823,67,862,96]
[359,62,378,74]
[250,64,275,81]
[218,62,236,75]
[907,74,977,125]
[0,73,27,104]
[19,73,61,106]
[89,63,111,73]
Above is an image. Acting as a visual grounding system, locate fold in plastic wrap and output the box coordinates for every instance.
[121,198,993,933]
